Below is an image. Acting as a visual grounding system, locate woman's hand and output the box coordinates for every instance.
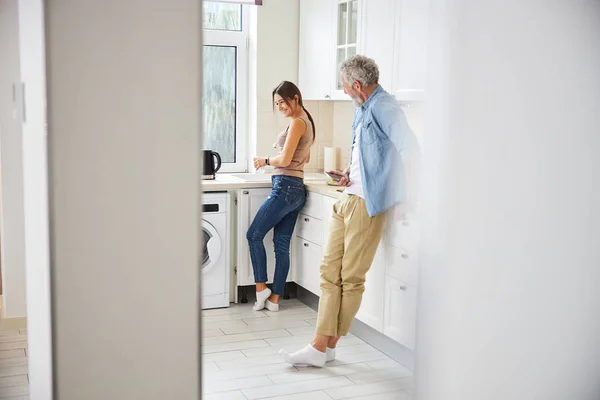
[253,157,267,169]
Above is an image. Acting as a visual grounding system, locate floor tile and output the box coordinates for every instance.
[202,339,270,354]
[325,378,412,399]
[364,359,402,371]
[222,318,311,335]
[0,342,26,352]
[204,329,291,346]
[202,329,225,338]
[203,311,269,323]
[305,318,318,326]
[268,362,372,384]
[211,362,296,382]
[0,351,25,361]
[0,374,28,388]
[242,376,352,400]
[203,391,248,400]
[346,367,413,385]
[351,391,412,400]
[0,366,28,379]
[216,354,287,370]
[0,384,29,397]
[202,362,220,373]
[203,375,272,395]
[266,390,334,400]
[0,358,28,369]
[202,350,247,363]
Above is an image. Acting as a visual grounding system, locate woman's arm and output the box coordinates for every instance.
[254,118,307,169]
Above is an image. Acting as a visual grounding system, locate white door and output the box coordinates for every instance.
[383,275,417,349]
[355,240,386,332]
[299,0,334,100]
[237,188,294,286]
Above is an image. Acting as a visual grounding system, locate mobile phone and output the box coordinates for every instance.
[326,171,344,181]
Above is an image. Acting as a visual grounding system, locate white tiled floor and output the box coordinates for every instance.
[202,299,413,400]
[0,326,29,399]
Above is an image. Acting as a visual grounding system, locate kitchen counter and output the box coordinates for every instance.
[202,173,344,199]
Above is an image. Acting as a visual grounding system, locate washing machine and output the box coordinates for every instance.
[201,192,231,309]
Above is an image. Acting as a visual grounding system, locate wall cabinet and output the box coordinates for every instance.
[299,0,430,102]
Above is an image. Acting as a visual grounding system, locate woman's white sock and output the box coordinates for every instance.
[326,347,336,362]
[265,299,279,312]
[279,344,326,367]
[253,288,271,311]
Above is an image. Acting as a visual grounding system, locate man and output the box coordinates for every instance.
[280,55,421,367]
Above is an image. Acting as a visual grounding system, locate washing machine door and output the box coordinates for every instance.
[201,219,222,275]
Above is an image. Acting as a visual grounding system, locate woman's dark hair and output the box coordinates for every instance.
[272,81,316,143]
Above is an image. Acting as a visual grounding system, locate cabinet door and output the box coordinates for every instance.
[355,239,386,332]
[237,188,293,286]
[392,0,430,98]
[331,0,362,100]
[361,0,396,92]
[299,0,334,100]
[294,237,323,295]
[383,275,417,349]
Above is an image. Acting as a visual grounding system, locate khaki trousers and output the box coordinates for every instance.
[315,193,387,337]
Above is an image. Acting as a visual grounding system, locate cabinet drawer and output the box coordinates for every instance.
[386,218,419,253]
[301,191,323,219]
[385,245,418,286]
[294,237,323,296]
[384,275,417,350]
[296,213,323,245]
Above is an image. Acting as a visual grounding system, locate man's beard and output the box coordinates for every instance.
[352,96,363,108]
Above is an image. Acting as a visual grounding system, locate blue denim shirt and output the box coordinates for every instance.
[350,85,421,216]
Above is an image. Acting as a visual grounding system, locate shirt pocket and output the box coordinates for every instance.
[361,119,379,145]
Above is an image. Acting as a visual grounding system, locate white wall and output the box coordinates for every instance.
[45,0,201,398]
[18,0,52,397]
[0,0,27,319]
[415,0,600,398]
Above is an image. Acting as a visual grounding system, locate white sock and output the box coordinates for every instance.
[253,288,271,311]
[279,344,326,367]
[265,299,279,312]
[326,347,336,362]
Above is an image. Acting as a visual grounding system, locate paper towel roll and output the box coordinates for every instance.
[323,147,338,173]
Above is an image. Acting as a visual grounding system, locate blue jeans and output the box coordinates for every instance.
[246,175,306,295]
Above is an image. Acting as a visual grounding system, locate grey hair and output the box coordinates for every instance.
[340,55,379,87]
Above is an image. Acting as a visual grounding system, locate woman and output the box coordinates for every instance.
[247,81,316,312]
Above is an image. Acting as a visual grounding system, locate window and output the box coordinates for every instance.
[203,1,249,172]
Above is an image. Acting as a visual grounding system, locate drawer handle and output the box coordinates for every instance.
[303,243,309,247]
[304,217,310,222]
[401,253,409,259]
[402,220,409,227]
[242,190,249,194]
[400,285,407,291]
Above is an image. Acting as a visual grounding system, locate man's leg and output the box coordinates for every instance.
[337,196,387,336]
[280,195,349,367]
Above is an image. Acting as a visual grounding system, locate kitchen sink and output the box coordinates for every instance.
[231,173,273,182]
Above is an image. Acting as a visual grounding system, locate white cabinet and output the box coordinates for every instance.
[384,275,417,350]
[360,0,396,93]
[236,188,293,287]
[392,0,430,101]
[355,239,386,332]
[292,191,325,296]
[299,0,363,101]
[293,237,322,295]
[298,0,334,100]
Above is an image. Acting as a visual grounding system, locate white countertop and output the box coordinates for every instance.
[202,173,344,199]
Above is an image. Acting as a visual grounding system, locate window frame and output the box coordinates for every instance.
[203,4,249,172]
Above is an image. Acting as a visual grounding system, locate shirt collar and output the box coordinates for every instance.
[361,85,383,110]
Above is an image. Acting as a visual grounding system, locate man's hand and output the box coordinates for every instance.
[328,169,351,187]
